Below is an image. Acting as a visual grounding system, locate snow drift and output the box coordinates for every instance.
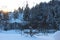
[53,31,60,40]
[0,30,60,40]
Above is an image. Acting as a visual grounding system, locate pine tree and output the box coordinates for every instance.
[23,3,30,21]
[13,10,18,19]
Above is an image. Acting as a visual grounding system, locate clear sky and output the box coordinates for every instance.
[0,0,50,12]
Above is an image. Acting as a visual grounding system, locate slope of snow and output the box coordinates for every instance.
[53,31,60,40]
[0,34,40,40]
[0,30,60,40]
[0,30,53,40]
[34,33,55,40]
[0,30,40,40]
[0,33,54,40]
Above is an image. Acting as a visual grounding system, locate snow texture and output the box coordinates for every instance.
[0,30,60,40]
[53,31,60,40]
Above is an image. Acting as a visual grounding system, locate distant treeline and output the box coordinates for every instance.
[0,0,60,32]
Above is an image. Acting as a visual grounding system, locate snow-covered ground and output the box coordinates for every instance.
[0,30,60,40]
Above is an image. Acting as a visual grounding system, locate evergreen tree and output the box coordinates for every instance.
[23,3,30,21]
[13,10,18,19]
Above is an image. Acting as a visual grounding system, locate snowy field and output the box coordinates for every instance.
[0,30,60,40]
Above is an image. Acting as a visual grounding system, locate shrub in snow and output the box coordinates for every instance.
[53,31,60,40]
